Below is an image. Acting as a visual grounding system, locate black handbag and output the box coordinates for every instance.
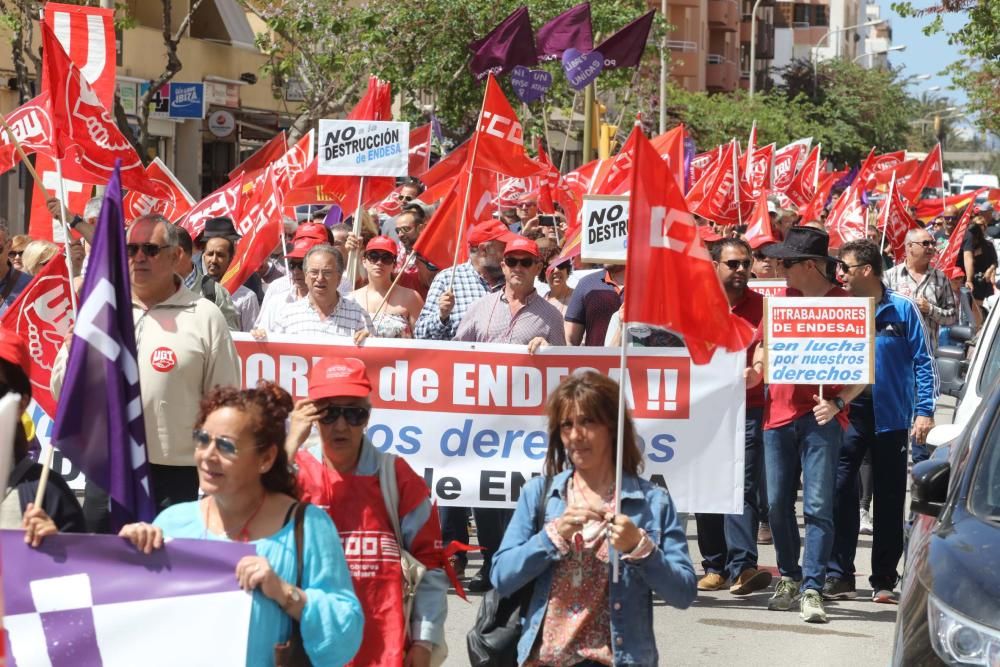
[274,502,311,667]
[466,476,552,667]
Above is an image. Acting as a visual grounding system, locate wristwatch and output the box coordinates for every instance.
[69,215,83,230]
[833,397,845,412]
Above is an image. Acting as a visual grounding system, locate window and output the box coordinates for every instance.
[793,3,809,23]
[969,403,1000,523]
[814,6,828,26]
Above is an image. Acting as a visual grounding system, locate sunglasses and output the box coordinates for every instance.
[722,259,752,270]
[318,405,371,426]
[127,243,171,258]
[837,261,869,273]
[288,260,304,271]
[781,258,806,269]
[420,258,440,272]
[365,251,395,265]
[193,429,239,458]
[908,240,936,248]
[753,251,767,261]
[399,194,414,203]
[9,251,23,258]
[504,256,537,268]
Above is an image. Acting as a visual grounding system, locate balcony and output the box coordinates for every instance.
[708,0,740,31]
[669,0,701,7]
[706,55,739,91]
[670,48,701,79]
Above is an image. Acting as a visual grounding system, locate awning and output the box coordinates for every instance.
[213,0,256,50]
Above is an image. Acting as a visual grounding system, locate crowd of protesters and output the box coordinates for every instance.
[1,170,997,665]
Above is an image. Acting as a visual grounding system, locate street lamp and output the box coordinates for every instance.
[812,19,884,95]
[852,44,906,65]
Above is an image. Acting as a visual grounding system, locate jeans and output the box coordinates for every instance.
[472,507,514,574]
[828,398,908,590]
[695,408,764,579]
[149,464,200,512]
[764,412,843,592]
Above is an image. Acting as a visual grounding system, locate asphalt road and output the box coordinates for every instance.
[438,397,958,665]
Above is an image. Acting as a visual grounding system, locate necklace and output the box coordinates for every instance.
[206,494,268,543]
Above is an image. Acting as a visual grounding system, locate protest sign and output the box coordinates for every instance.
[318,120,410,176]
[233,335,746,514]
[763,296,875,385]
[581,194,629,264]
[748,279,786,298]
[2,531,252,666]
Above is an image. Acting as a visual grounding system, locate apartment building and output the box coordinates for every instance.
[771,0,884,81]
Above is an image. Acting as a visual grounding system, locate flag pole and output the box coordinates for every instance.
[938,143,946,218]
[279,221,292,285]
[559,91,580,173]
[612,321,630,583]
[541,104,553,157]
[347,176,367,289]
[54,160,79,317]
[447,78,489,293]
[0,112,44,186]
[880,172,895,253]
[33,445,54,508]
[733,139,743,226]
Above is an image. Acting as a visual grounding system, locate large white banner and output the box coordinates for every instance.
[318,120,410,176]
[234,335,746,514]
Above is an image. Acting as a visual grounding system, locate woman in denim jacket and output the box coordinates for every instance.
[491,371,697,666]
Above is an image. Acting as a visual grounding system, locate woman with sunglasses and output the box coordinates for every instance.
[118,382,364,667]
[286,357,449,666]
[544,260,574,316]
[491,371,697,666]
[349,236,424,338]
[9,234,31,272]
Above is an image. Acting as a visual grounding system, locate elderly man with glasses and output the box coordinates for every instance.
[883,227,956,350]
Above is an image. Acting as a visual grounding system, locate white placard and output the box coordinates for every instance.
[318,120,410,176]
[581,195,629,264]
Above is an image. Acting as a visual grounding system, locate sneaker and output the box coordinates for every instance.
[872,589,898,604]
[767,577,801,611]
[757,522,773,545]
[730,567,773,595]
[822,577,857,600]
[859,509,873,536]
[800,589,829,623]
[697,572,729,591]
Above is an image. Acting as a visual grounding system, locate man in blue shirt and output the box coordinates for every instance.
[0,221,32,316]
[826,239,937,604]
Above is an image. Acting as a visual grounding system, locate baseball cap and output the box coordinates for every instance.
[0,327,29,377]
[698,226,723,243]
[365,236,398,255]
[468,220,518,247]
[285,223,329,259]
[308,357,372,400]
[503,236,540,258]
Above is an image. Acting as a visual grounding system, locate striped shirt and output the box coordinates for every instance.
[455,289,567,345]
[883,263,956,349]
[270,295,373,338]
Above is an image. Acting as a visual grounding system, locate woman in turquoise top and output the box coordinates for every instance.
[119,382,364,666]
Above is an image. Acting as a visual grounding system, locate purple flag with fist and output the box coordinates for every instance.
[50,161,156,529]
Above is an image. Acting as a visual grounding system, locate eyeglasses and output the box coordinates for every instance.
[306,269,338,279]
[503,256,537,268]
[193,429,239,459]
[781,258,806,269]
[908,240,936,248]
[722,259,752,271]
[288,260,304,271]
[365,251,395,265]
[127,243,171,258]
[318,405,370,426]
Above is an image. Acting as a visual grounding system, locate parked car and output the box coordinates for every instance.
[961,173,1000,193]
[892,376,1000,666]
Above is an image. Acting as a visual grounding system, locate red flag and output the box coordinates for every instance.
[878,177,920,263]
[744,191,778,249]
[0,93,56,173]
[870,158,918,191]
[419,140,471,204]
[175,175,245,239]
[797,170,838,223]
[650,125,686,192]
[122,158,196,223]
[229,132,287,180]
[27,153,94,242]
[43,3,116,107]
[858,149,906,189]
[896,144,943,202]
[409,124,433,177]
[412,166,495,269]
[222,166,284,293]
[915,188,986,223]
[284,158,395,209]
[740,143,774,216]
[349,76,393,122]
[536,139,580,226]
[687,140,741,225]
[771,139,810,193]
[689,149,720,186]
[934,200,976,270]
[474,75,544,177]
[624,127,754,364]
[825,184,867,249]
[0,253,74,416]
[783,145,822,207]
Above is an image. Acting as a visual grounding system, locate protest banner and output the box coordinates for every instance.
[748,279,786,298]
[317,120,410,176]
[763,296,875,385]
[233,335,746,514]
[1,531,252,666]
[580,194,629,264]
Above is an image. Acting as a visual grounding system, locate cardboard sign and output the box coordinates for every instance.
[317,119,410,176]
[748,279,786,298]
[763,296,875,385]
[581,194,629,264]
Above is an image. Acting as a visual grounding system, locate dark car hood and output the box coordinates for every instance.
[919,508,1000,628]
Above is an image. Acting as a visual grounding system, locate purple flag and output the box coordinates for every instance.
[2,531,253,666]
[50,161,156,529]
[468,6,538,80]
[595,10,655,70]
[536,2,593,61]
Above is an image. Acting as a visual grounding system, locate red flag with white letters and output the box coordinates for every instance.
[739,142,773,217]
[122,158,196,223]
[933,198,976,271]
[743,191,778,249]
[771,139,810,193]
[175,175,245,239]
[229,132,287,181]
[878,178,920,263]
[650,125,686,191]
[625,127,754,364]
[784,146,823,207]
[0,93,56,173]
[412,165,496,269]
[222,166,284,293]
[409,124,433,177]
[825,184,867,249]
[474,75,544,177]
[686,140,741,225]
[896,144,943,202]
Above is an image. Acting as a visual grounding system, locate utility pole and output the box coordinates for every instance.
[659,0,668,133]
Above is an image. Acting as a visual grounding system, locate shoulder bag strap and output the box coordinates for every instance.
[293,502,307,588]
[377,451,404,546]
[534,475,553,533]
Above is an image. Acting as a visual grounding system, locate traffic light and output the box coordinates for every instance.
[598,123,618,159]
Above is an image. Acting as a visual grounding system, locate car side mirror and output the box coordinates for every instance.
[911,459,951,518]
[935,357,966,398]
[936,345,966,362]
[948,325,973,344]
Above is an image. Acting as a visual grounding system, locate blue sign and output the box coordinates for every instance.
[168,83,205,119]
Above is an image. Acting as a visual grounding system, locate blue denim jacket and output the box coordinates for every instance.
[490,470,697,666]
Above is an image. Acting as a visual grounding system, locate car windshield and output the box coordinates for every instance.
[970,408,1000,522]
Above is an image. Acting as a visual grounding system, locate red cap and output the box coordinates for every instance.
[698,226,723,243]
[285,223,328,259]
[503,236,540,258]
[365,236,397,256]
[308,357,372,400]
[0,327,29,377]
[945,266,966,280]
[468,220,518,247]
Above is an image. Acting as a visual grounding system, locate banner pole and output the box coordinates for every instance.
[880,172,895,254]
[447,80,489,293]
[279,221,292,287]
[559,91,580,173]
[54,160,79,317]
[612,323,629,584]
[0,112,44,186]
[33,445,54,508]
[346,176,366,289]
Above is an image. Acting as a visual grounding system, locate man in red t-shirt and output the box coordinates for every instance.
[694,238,773,597]
[747,227,866,624]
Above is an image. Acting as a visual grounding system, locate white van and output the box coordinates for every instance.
[960,173,999,192]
